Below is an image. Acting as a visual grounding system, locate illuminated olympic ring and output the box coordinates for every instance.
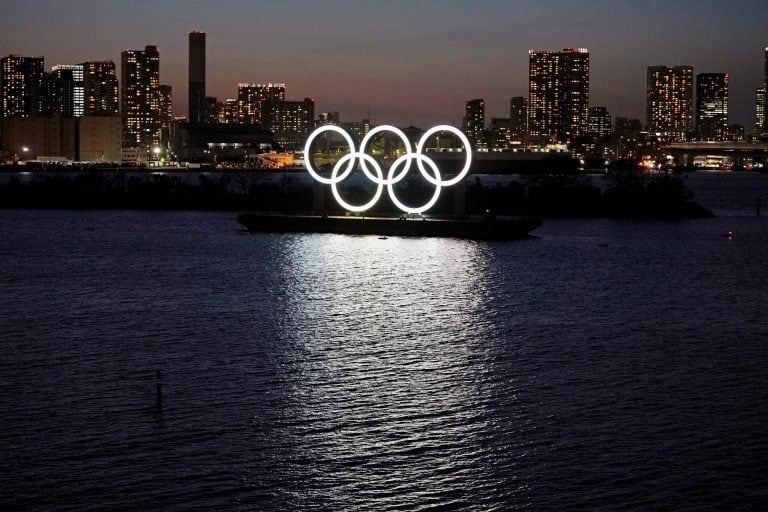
[303,124,472,214]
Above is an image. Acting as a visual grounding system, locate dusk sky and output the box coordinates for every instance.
[2,0,767,128]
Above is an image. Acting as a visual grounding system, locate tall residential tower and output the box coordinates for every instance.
[695,73,728,141]
[1,55,44,118]
[83,60,118,115]
[0,55,45,146]
[763,47,768,133]
[120,45,161,149]
[463,98,485,149]
[588,107,612,138]
[51,64,84,117]
[756,86,766,136]
[237,83,285,124]
[647,65,693,141]
[527,48,590,145]
[509,96,527,143]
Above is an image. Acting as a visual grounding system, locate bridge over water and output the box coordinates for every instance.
[667,142,768,166]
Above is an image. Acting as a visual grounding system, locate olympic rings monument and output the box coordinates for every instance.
[237,124,542,240]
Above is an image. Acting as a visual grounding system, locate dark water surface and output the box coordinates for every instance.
[2,173,768,510]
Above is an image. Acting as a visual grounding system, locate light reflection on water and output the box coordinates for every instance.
[1,201,767,510]
[272,235,513,508]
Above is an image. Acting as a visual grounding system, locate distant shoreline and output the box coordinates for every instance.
[0,169,715,219]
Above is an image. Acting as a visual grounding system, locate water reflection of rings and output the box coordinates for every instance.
[303,124,473,214]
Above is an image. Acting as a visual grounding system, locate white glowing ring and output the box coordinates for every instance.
[304,124,472,214]
[303,124,356,184]
[330,153,384,213]
[386,153,442,214]
[358,125,412,184]
[416,125,473,187]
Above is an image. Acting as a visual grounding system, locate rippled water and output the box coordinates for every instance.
[2,173,768,510]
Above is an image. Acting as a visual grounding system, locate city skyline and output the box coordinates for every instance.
[1,0,767,128]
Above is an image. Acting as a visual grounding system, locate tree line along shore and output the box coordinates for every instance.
[0,167,714,218]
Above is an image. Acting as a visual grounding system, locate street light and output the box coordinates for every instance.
[16,146,30,162]
[153,146,162,167]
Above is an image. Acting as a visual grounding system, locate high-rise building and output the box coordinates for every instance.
[611,117,644,160]
[261,97,314,149]
[203,96,218,123]
[120,45,161,149]
[1,56,44,123]
[588,106,611,137]
[615,117,643,135]
[318,111,341,125]
[463,98,485,149]
[763,46,768,133]
[237,83,285,124]
[36,71,60,115]
[695,73,728,141]
[83,60,118,115]
[756,86,766,137]
[528,48,589,145]
[158,84,173,145]
[489,118,512,149]
[1,55,45,118]
[51,64,84,117]
[1,55,45,147]
[765,46,768,85]
[647,65,693,141]
[726,123,745,142]
[188,31,206,124]
[509,96,527,142]
[340,118,371,143]
[217,99,239,124]
[46,68,73,116]
[36,69,85,118]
